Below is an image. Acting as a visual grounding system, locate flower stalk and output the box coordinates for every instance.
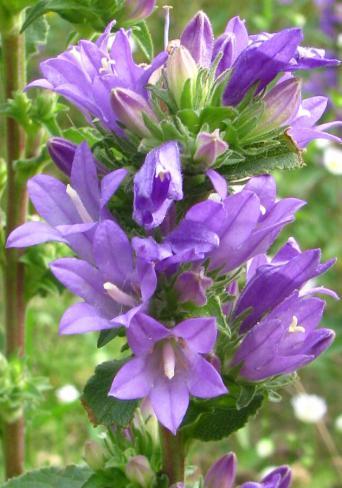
[160,426,185,485]
[1,12,27,479]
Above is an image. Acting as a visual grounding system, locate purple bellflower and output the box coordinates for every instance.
[47,137,108,177]
[49,219,158,333]
[288,96,342,148]
[168,175,304,275]
[204,452,291,488]
[232,291,335,381]
[180,11,214,68]
[109,314,227,434]
[6,142,127,263]
[235,238,337,332]
[26,24,166,132]
[133,142,183,230]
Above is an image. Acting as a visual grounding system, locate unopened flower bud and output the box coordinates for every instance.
[175,268,213,305]
[84,440,108,471]
[194,130,228,167]
[166,46,198,105]
[125,455,154,487]
[111,87,157,137]
[258,78,302,133]
[47,138,77,176]
[204,452,237,488]
[125,0,155,21]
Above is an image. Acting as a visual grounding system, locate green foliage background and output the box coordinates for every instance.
[0,0,341,486]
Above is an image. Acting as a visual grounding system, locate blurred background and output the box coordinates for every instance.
[0,0,341,486]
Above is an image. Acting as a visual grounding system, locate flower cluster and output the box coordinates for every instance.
[8,10,339,444]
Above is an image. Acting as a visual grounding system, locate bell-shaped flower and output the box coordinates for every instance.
[223,28,303,106]
[47,137,108,177]
[180,11,214,68]
[6,142,127,263]
[288,96,342,148]
[232,292,335,381]
[169,175,304,275]
[241,466,292,488]
[109,314,227,434]
[49,220,158,334]
[125,0,155,21]
[26,25,166,133]
[235,238,336,332]
[204,452,237,488]
[133,142,183,230]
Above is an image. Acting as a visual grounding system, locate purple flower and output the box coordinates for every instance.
[235,238,336,332]
[232,291,335,381]
[26,25,166,133]
[49,220,157,333]
[47,137,108,177]
[109,314,227,433]
[241,466,292,488]
[180,11,214,68]
[204,452,237,488]
[288,96,342,148]
[223,28,303,106]
[133,142,183,230]
[125,0,155,21]
[169,175,304,275]
[204,453,291,488]
[6,142,127,263]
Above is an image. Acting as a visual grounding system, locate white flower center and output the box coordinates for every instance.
[288,315,305,334]
[103,282,136,308]
[66,184,94,223]
[162,342,176,380]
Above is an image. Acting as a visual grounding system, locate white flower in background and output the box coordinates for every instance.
[256,438,275,458]
[322,146,342,175]
[291,393,327,423]
[315,139,330,149]
[56,384,80,404]
[335,415,342,433]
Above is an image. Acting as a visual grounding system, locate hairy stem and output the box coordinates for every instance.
[160,426,185,485]
[1,15,27,480]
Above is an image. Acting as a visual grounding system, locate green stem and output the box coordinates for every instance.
[1,14,27,480]
[160,426,185,485]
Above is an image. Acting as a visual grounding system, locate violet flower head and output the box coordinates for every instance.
[109,314,227,433]
[204,452,237,488]
[169,175,304,275]
[241,466,292,488]
[232,291,335,381]
[133,142,183,230]
[175,267,213,306]
[235,238,336,332]
[212,16,249,75]
[6,142,127,263]
[26,24,166,133]
[180,11,214,68]
[49,220,158,333]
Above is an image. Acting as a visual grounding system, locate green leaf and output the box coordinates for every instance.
[223,134,303,181]
[181,385,264,442]
[97,327,124,348]
[82,468,128,488]
[132,21,154,61]
[2,465,92,487]
[26,15,49,58]
[82,360,138,427]
[199,106,237,129]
